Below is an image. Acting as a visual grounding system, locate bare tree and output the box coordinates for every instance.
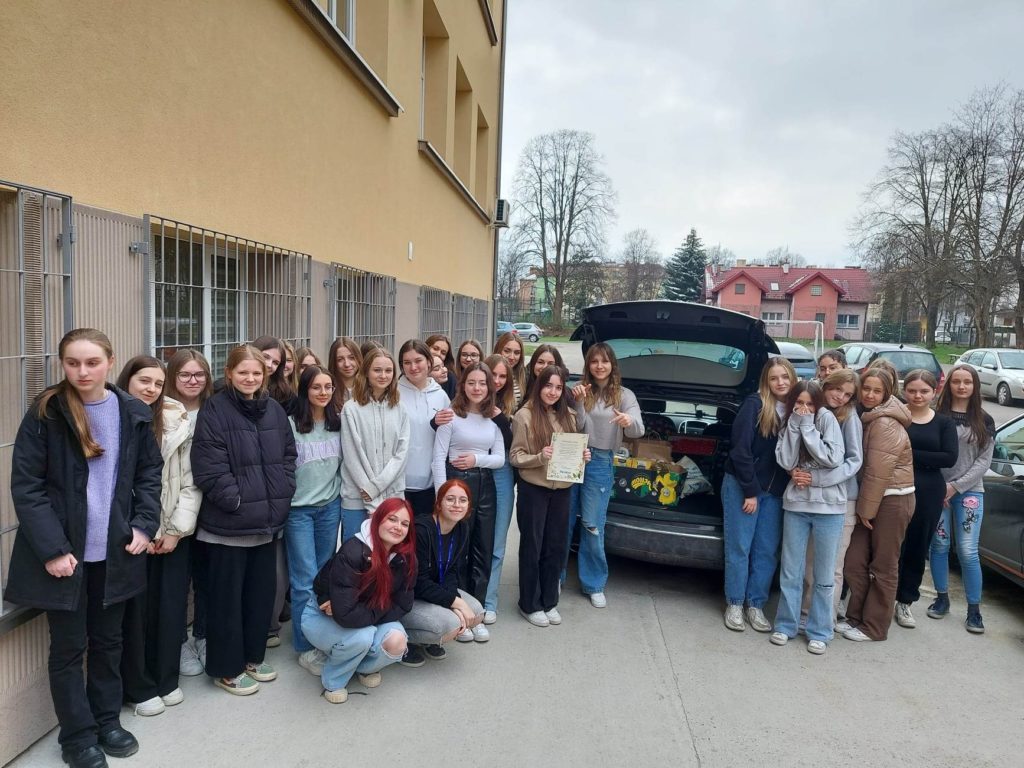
[613,228,663,302]
[495,227,534,318]
[705,244,736,270]
[511,130,617,329]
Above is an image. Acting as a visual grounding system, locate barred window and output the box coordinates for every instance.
[149,216,311,372]
[1,181,73,610]
[332,263,396,350]
[473,298,489,342]
[451,294,477,344]
[419,286,452,338]
[810,284,823,296]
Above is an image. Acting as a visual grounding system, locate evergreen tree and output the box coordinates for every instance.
[662,228,706,301]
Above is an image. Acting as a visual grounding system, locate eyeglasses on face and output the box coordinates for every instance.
[461,352,480,360]
[176,372,207,382]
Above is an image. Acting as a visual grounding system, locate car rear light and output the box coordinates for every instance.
[671,436,717,456]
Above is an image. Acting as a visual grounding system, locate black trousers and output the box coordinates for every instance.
[188,537,209,640]
[446,463,496,604]
[896,473,946,604]
[46,561,126,751]
[405,487,436,521]
[121,536,191,702]
[516,481,571,614]
[204,540,276,679]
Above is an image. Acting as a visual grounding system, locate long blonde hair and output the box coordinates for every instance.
[35,328,115,458]
[822,369,860,424]
[484,354,515,416]
[581,342,622,411]
[493,332,526,398]
[756,357,796,438]
[353,348,400,407]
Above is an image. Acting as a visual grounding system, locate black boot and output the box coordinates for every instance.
[98,727,139,758]
[61,744,108,768]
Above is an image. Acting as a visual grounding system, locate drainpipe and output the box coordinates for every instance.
[490,0,508,335]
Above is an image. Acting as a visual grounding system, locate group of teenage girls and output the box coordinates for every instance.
[723,348,994,655]
[8,327,644,768]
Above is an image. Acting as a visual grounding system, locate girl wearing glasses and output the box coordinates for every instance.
[286,366,343,678]
[455,339,485,379]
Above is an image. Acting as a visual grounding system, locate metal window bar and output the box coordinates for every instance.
[0,180,73,601]
[418,286,452,338]
[148,216,311,373]
[332,264,396,350]
[472,298,489,343]
[451,294,476,344]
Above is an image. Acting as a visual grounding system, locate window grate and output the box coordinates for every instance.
[332,263,396,350]
[1,180,74,608]
[451,294,477,344]
[419,286,452,338]
[148,216,312,372]
[473,298,489,342]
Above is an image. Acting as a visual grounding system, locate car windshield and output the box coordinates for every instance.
[997,350,1024,370]
[605,339,746,370]
[878,351,937,376]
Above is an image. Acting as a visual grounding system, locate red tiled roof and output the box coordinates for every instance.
[707,265,875,303]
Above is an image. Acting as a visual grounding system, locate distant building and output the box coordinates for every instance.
[706,262,875,341]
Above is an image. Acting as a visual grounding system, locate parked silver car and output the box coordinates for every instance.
[956,348,1024,406]
[513,322,543,342]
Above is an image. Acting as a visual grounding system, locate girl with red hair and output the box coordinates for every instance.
[300,498,417,703]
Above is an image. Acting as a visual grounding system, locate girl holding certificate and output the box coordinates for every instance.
[569,343,644,608]
[511,366,590,628]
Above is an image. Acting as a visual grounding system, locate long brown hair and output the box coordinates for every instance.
[252,335,294,405]
[865,358,900,397]
[493,332,526,397]
[524,344,565,401]
[935,364,990,450]
[822,369,860,424]
[358,498,417,611]
[484,354,515,416]
[116,355,166,443]
[283,340,298,392]
[581,342,623,411]
[426,334,455,374]
[328,337,362,410]
[164,348,213,407]
[35,328,115,459]
[451,362,496,417]
[860,367,896,406]
[353,348,400,407]
[756,357,796,438]
[455,339,484,377]
[525,365,575,450]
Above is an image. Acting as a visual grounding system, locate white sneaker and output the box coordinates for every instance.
[589,592,607,609]
[324,687,348,704]
[357,672,382,688]
[807,640,827,655]
[195,638,207,669]
[160,688,184,707]
[131,696,165,717]
[724,604,745,631]
[456,628,474,642]
[745,606,772,632]
[842,626,873,642]
[472,624,490,642]
[179,640,203,676]
[298,649,327,677]
[769,632,789,646]
[544,608,562,625]
[895,602,916,628]
[835,620,853,633]
[519,608,550,627]
[483,610,497,625]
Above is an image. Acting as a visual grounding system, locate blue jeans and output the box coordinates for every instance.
[300,602,406,692]
[341,507,367,544]
[930,491,984,604]
[571,449,614,594]
[284,498,341,652]
[721,472,783,608]
[485,462,516,612]
[775,510,845,642]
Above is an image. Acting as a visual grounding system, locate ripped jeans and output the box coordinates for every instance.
[930,491,984,605]
[571,449,614,595]
[300,602,406,692]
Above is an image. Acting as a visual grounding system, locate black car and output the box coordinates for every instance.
[837,342,945,390]
[983,414,1024,589]
[570,301,779,568]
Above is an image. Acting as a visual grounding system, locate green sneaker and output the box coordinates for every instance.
[214,673,260,696]
[245,662,278,682]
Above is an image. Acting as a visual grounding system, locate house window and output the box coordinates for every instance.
[452,294,487,342]
[810,284,823,296]
[150,217,312,372]
[333,264,396,350]
[814,313,826,324]
[419,286,452,337]
[837,314,859,328]
[770,282,779,291]
[314,0,356,41]
[762,312,784,323]
[734,283,746,295]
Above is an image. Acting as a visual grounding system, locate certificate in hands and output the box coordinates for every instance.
[546,432,589,484]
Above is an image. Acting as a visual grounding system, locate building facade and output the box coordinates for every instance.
[0,0,506,760]
[706,263,875,341]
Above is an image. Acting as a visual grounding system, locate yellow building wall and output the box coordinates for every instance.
[0,0,503,298]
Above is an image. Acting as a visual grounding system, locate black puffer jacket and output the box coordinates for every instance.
[6,386,162,611]
[191,389,297,536]
[312,535,414,629]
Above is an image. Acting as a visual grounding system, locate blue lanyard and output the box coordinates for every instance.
[435,519,456,583]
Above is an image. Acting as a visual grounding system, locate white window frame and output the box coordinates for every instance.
[761,311,784,323]
[837,313,860,328]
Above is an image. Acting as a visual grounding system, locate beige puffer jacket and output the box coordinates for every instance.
[159,397,202,537]
[855,396,913,521]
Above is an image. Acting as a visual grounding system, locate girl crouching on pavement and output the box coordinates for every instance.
[401,479,485,665]
[769,380,845,654]
[302,499,416,703]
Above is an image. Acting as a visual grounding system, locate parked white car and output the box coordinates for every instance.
[957,348,1024,405]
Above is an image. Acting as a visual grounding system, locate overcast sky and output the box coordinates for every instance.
[499,0,1024,266]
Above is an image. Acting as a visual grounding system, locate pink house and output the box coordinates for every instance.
[706,264,874,341]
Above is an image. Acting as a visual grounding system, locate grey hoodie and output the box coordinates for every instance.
[398,376,450,491]
[775,408,846,514]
